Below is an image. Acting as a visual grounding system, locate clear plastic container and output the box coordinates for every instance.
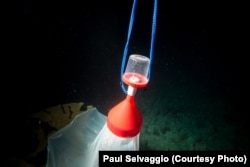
[122,54,150,88]
[46,108,139,167]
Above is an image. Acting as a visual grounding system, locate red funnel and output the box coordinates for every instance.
[107,95,142,138]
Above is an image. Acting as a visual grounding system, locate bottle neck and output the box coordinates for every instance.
[127,86,137,96]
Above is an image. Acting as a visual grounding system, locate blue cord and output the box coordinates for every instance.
[120,0,158,94]
[120,0,138,94]
[148,0,158,81]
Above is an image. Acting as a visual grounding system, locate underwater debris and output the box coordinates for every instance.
[17,102,93,167]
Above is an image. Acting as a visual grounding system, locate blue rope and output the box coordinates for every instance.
[120,0,158,94]
[120,0,138,94]
[148,0,158,81]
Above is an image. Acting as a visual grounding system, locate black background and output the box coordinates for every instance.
[3,0,248,165]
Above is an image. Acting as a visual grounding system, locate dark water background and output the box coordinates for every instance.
[4,0,248,166]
